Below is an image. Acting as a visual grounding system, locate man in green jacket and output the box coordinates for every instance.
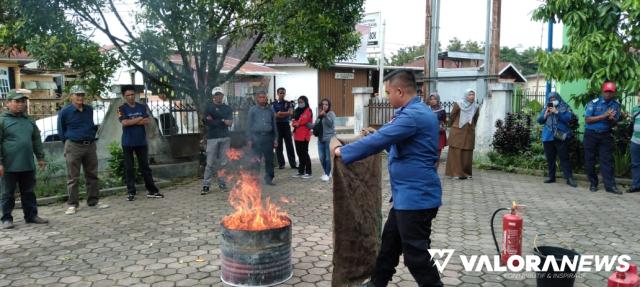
[1,89,48,229]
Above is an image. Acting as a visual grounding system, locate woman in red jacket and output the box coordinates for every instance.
[291,95,313,179]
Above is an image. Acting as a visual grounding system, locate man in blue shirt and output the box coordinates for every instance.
[273,87,297,169]
[58,85,109,215]
[118,87,163,201]
[335,70,443,287]
[201,91,233,194]
[584,81,622,194]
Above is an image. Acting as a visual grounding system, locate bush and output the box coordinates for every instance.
[107,141,142,184]
[492,113,532,155]
[35,158,65,198]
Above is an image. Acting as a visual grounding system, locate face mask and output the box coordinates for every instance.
[552,100,559,106]
[298,103,305,108]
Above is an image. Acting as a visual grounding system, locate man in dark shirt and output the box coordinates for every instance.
[1,89,48,229]
[118,87,163,201]
[273,87,297,169]
[201,91,233,194]
[57,85,108,215]
[247,92,278,185]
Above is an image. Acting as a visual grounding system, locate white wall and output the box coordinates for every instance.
[271,66,319,119]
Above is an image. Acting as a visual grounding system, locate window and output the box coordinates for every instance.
[0,67,10,99]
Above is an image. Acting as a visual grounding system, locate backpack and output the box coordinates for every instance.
[312,118,323,137]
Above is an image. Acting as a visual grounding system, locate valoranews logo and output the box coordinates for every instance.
[427,249,632,273]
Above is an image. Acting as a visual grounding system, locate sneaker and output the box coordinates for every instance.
[201,186,209,195]
[127,194,136,201]
[292,173,303,178]
[146,193,165,198]
[218,183,228,192]
[25,216,48,224]
[320,174,330,182]
[65,206,77,215]
[302,174,312,179]
[1,220,14,229]
[89,203,110,209]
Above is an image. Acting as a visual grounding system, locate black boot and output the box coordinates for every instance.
[605,186,622,195]
[544,177,556,183]
[566,178,577,188]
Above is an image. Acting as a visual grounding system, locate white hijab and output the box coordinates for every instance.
[457,89,478,128]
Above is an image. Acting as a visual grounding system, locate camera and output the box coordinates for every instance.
[547,102,554,108]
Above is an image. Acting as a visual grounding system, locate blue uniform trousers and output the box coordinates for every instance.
[583,130,616,189]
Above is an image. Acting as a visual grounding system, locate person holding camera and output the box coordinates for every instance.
[537,92,577,187]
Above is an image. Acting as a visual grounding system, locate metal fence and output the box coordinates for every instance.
[513,90,546,114]
[367,98,470,127]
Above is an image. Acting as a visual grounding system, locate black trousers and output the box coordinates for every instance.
[123,145,159,195]
[276,123,297,168]
[373,208,442,287]
[543,140,573,179]
[583,130,616,188]
[1,171,38,222]
[295,140,311,175]
[252,135,275,181]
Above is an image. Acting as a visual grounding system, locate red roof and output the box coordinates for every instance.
[0,48,34,60]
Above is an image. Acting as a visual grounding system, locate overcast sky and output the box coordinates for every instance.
[364,0,564,56]
[94,0,564,56]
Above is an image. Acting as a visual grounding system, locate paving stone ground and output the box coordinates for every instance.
[1,158,639,287]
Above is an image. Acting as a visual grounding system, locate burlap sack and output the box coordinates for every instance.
[330,135,382,287]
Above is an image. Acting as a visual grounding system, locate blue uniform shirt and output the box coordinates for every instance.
[584,96,621,132]
[272,100,292,123]
[118,102,149,147]
[340,96,442,210]
[57,104,97,142]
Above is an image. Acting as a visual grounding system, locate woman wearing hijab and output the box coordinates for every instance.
[445,89,479,179]
[428,93,447,167]
[536,92,577,187]
[291,95,313,179]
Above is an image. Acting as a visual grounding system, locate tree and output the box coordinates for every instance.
[533,1,640,106]
[447,37,464,52]
[463,40,483,53]
[7,0,364,112]
[499,46,542,75]
[0,0,119,96]
[389,44,425,66]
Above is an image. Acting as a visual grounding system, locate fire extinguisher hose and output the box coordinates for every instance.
[490,208,510,256]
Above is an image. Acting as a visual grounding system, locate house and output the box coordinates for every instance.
[0,49,33,98]
[403,52,527,103]
[524,73,547,94]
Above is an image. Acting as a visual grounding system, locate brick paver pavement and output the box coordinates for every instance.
[1,160,639,287]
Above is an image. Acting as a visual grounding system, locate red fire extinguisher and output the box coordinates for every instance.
[608,263,640,287]
[491,202,525,266]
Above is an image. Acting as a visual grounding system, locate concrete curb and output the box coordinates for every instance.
[476,163,632,186]
[16,178,173,207]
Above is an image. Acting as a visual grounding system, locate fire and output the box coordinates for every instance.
[226,148,243,161]
[222,171,290,231]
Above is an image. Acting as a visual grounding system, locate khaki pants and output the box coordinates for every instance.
[64,141,100,207]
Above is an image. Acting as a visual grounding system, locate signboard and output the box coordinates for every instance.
[335,73,355,80]
[360,12,381,48]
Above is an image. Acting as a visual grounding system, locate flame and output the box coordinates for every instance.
[226,148,243,161]
[222,171,290,231]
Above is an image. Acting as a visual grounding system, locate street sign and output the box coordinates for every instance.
[360,12,381,48]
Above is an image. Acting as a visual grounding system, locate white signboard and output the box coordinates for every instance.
[335,73,355,80]
[360,12,381,48]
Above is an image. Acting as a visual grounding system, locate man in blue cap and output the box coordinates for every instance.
[584,81,622,194]
[1,89,49,229]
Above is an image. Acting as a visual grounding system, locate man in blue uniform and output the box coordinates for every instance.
[118,87,163,201]
[273,87,297,169]
[584,81,622,194]
[335,70,443,287]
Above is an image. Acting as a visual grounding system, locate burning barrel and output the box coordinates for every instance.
[220,170,292,286]
[220,220,292,286]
